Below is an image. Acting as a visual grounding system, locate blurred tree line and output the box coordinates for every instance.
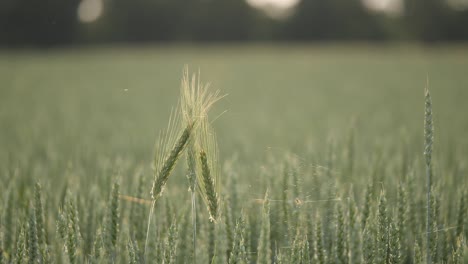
[1,0,468,47]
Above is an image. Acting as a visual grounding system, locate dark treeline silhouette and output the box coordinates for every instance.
[1,0,468,47]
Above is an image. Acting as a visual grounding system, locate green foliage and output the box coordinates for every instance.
[414,240,423,264]
[229,214,248,264]
[3,187,15,260]
[456,191,466,239]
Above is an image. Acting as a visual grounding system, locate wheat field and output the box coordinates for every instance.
[0,45,467,263]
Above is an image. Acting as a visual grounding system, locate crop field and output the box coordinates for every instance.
[0,45,467,263]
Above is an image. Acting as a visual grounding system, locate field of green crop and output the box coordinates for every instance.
[0,45,467,263]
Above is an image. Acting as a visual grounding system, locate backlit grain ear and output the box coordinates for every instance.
[425,87,434,264]
[195,117,221,223]
[199,149,219,222]
[151,120,193,201]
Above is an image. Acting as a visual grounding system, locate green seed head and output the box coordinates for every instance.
[424,88,433,166]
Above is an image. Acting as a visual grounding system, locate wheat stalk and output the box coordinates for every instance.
[105,181,120,261]
[145,111,193,257]
[66,199,80,264]
[424,87,434,264]
[377,189,388,263]
[257,190,271,264]
[127,236,139,264]
[15,222,26,264]
[28,207,39,264]
[229,212,248,264]
[145,67,224,258]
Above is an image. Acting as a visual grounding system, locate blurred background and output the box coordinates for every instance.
[2,2,468,263]
[1,0,468,160]
[1,0,468,47]
[1,0,468,159]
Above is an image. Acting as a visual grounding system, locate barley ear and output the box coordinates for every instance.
[164,218,178,264]
[424,87,433,168]
[389,220,401,264]
[180,67,224,262]
[4,187,15,258]
[456,191,466,239]
[257,190,271,264]
[199,150,219,223]
[66,198,80,264]
[363,224,375,264]
[377,189,388,264]
[335,204,347,264]
[315,217,325,264]
[291,230,302,263]
[34,182,46,248]
[105,181,120,260]
[180,66,224,127]
[28,207,39,264]
[151,122,193,201]
[84,194,96,257]
[195,116,221,223]
[127,236,140,264]
[361,184,373,230]
[229,212,248,264]
[15,222,26,264]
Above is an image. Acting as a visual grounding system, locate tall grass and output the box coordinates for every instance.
[424,88,434,264]
[0,65,466,264]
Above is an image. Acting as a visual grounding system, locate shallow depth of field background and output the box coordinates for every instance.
[1,0,468,263]
[1,45,468,263]
[2,46,468,163]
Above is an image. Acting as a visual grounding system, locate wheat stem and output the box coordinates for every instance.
[424,87,433,264]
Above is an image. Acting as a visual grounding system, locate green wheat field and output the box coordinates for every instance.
[0,45,467,263]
